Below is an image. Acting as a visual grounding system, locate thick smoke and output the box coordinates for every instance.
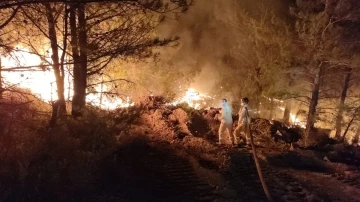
[157,0,292,103]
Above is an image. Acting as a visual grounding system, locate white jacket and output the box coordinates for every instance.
[220,103,233,124]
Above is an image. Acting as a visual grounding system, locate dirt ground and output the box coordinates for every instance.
[108,137,360,202]
[108,98,360,202]
[2,97,360,202]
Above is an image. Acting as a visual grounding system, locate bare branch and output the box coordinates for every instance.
[87,78,134,87]
[0,6,19,29]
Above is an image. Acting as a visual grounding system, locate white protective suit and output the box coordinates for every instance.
[218,101,235,144]
[233,103,251,144]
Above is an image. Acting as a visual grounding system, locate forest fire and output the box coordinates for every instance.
[1,48,134,109]
[1,49,213,110]
[1,49,55,101]
[1,51,307,121]
[277,106,305,128]
[2,1,360,201]
[1,53,210,109]
[168,88,215,109]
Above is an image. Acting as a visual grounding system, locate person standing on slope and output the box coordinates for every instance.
[233,97,251,146]
[218,98,235,145]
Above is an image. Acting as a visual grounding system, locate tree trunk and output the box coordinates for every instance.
[269,97,274,120]
[335,67,352,139]
[78,3,88,105]
[71,3,87,117]
[100,77,103,106]
[45,3,66,125]
[70,4,81,116]
[254,98,261,118]
[283,100,291,125]
[254,66,263,118]
[342,106,360,143]
[304,65,324,146]
[354,123,360,144]
[0,58,2,100]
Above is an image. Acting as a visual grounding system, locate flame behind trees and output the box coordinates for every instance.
[0,0,192,124]
[67,0,192,116]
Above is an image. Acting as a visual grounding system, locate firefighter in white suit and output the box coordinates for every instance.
[233,97,251,145]
[218,99,235,145]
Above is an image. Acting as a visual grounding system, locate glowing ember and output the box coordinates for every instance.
[278,107,305,128]
[87,85,134,110]
[289,114,305,128]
